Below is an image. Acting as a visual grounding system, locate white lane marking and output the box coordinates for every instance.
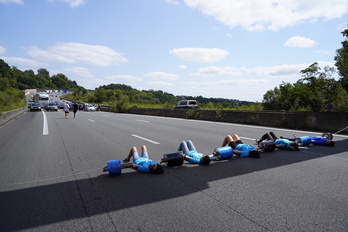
[135,119,149,123]
[240,136,254,141]
[126,114,348,138]
[42,111,49,135]
[88,119,95,122]
[132,134,160,144]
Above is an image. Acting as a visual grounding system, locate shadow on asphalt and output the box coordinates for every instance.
[0,138,347,231]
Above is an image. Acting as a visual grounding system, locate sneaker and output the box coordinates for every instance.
[102,165,108,172]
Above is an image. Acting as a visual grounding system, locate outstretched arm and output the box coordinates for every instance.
[122,163,139,170]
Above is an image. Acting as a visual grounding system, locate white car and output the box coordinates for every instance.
[174,100,198,109]
[45,102,58,111]
[86,104,96,111]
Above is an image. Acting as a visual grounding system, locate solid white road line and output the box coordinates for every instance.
[42,111,48,135]
[132,134,160,144]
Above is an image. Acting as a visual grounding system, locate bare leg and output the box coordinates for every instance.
[232,134,240,141]
[123,147,136,162]
[141,145,147,152]
[222,135,234,146]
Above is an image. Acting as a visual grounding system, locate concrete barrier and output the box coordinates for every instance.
[0,107,28,127]
[128,108,348,134]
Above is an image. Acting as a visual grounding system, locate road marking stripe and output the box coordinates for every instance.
[132,134,160,144]
[88,119,95,122]
[135,119,149,123]
[42,111,48,135]
[240,136,254,141]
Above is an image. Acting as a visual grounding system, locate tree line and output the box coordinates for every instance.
[1,29,348,112]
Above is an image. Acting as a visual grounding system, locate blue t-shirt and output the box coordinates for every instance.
[133,157,159,173]
[186,151,203,164]
[275,139,291,148]
[299,136,311,146]
[235,144,256,157]
[309,136,328,145]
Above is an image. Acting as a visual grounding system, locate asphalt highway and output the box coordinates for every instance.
[0,110,347,231]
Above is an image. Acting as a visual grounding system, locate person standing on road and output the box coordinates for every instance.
[178,140,211,165]
[222,134,260,158]
[122,145,164,174]
[64,102,70,119]
[73,102,78,118]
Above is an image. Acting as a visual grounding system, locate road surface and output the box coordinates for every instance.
[0,110,347,231]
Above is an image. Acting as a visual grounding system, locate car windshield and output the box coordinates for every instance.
[33,103,40,106]
[49,103,55,106]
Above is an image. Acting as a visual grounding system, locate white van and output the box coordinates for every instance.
[174,100,198,109]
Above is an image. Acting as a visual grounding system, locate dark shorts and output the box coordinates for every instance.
[228,140,243,149]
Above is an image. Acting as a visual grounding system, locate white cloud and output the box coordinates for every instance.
[47,0,85,8]
[169,47,229,63]
[64,67,93,78]
[0,46,6,55]
[219,79,269,85]
[315,50,331,55]
[143,72,179,81]
[337,21,348,31]
[242,64,309,79]
[184,0,348,31]
[163,0,179,5]
[0,0,23,5]
[284,36,317,48]
[148,81,175,86]
[0,56,48,67]
[178,65,187,70]
[191,66,241,77]
[24,42,128,66]
[106,75,143,82]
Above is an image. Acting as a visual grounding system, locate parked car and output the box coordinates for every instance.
[174,100,198,109]
[86,104,96,111]
[30,103,41,111]
[45,102,58,111]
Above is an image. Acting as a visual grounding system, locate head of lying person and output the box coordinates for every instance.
[325,140,335,147]
[249,149,260,158]
[290,142,300,150]
[200,155,211,165]
[149,163,164,174]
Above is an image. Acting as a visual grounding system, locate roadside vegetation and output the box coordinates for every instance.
[1,29,348,113]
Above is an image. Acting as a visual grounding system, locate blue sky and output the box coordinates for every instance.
[1,0,347,102]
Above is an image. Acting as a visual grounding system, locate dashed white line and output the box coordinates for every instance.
[132,134,160,144]
[88,119,95,122]
[135,119,149,123]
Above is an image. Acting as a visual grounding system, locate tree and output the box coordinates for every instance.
[263,63,347,112]
[334,29,348,92]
